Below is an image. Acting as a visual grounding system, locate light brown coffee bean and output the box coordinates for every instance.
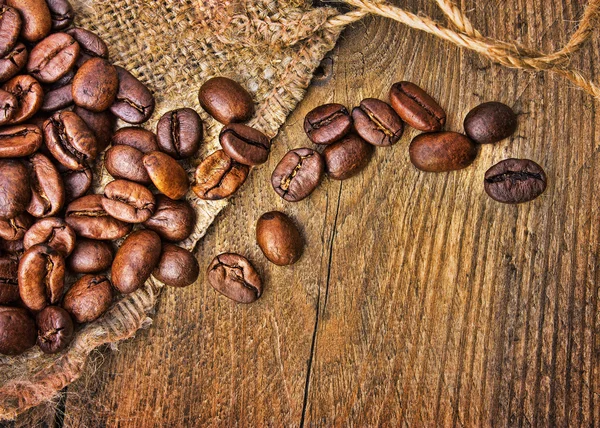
[143,151,189,200]
[111,230,161,294]
[63,274,113,323]
[18,243,65,311]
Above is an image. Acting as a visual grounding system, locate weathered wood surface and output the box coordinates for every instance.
[9,0,600,426]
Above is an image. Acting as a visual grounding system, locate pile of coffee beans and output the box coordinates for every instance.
[0,0,201,357]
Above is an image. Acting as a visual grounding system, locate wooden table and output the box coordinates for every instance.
[11,0,600,426]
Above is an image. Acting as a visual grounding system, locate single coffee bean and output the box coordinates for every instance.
[0,159,31,220]
[156,108,203,159]
[66,238,113,274]
[0,88,16,124]
[111,229,161,294]
[3,74,44,124]
[26,152,65,218]
[111,126,158,153]
[110,66,155,124]
[43,110,98,170]
[464,101,518,144]
[65,194,132,240]
[352,98,404,146]
[207,253,262,303]
[18,243,65,311]
[0,6,20,58]
[40,81,73,113]
[0,306,36,355]
[104,145,150,184]
[220,123,271,166]
[0,42,27,83]
[36,305,73,354]
[198,76,254,125]
[484,158,547,204]
[323,134,374,180]
[0,123,42,157]
[142,151,189,200]
[72,58,118,112]
[256,211,303,266]
[63,274,113,323]
[6,0,51,43]
[304,103,352,145]
[65,28,108,67]
[143,195,195,242]
[0,212,33,241]
[46,0,73,31]
[23,217,75,256]
[101,179,155,224]
[409,131,478,172]
[0,255,18,304]
[192,150,249,200]
[271,148,324,202]
[389,81,446,132]
[152,243,199,288]
[60,164,92,202]
[27,32,79,84]
[72,106,115,153]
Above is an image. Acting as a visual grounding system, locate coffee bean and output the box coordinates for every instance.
[220,123,271,166]
[0,255,18,304]
[36,305,73,354]
[0,42,28,83]
[26,152,65,218]
[198,76,254,125]
[0,212,33,241]
[18,243,65,311]
[152,243,199,288]
[323,134,374,180]
[60,164,92,202]
[23,217,75,256]
[63,274,113,323]
[102,179,155,224]
[0,88,16,124]
[0,159,31,220]
[156,108,203,159]
[207,253,262,303]
[65,28,108,67]
[72,106,115,152]
[192,150,249,200]
[352,98,404,146]
[111,126,158,153]
[0,124,42,157]
[409,131,478,172]
[256,211,303,266]
[304,103,352,145]
[6,0,51,43]
[0,306,36,355]
[0,6,20,58]
[43,110,98,170]
[143,151,189,200]
[72,58,118,112]
[27,32,79,84]
[484,158,547,204]
[110,66,154,124]
[46,0,73,31]
[389,81,446,132]
[464,101,518,144]
[271,148,324,202]
[104,145,150,184]
[143,195,195,242]
[65,194,132,240]
[66,238,112,274]
[111,229,161,294]
[3,74,44,124]
[40,81,73,113]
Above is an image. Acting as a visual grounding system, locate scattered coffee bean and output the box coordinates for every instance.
[271,148,324,202]
[0,306,36,355]
[198,76,254,125]
[65,194,132,240]
[143,195,195,242]
[111,229,161,294]
[67,238,113,274]
[0,42,28,83]
[304,103,352,145]
[409,131,478,172]
[323,134,374,180]
[36,305,73,354]
[111,126,158,153]
[389,81,446,132]
[104,144,150,184]
[207,253,262,303]
[26,152,65,218]
[193,150,249,200]
[0,5,21,58]
[0,255,18,304]
[102,179,156,224]
[23,217,75,256]
[7,0,51,43]
[152,243,199,288]
[256,211,303,266]
[220,123,271,166]
[143,151,189,200]
[72,57,118,112]
[352,98,404,146]
[3,74,44,124]
[0,123,42,157]
[156,108,203,159]
[0,159,31,220]
[43,110,98,170]
[18,243,65,312]
[110,66,155,124]
[0,212,33,241]
[73,106,115,152]
[27,32,79,84]
[60,164,92,202]
[63,274,113,323]
[484,158,547,204]
[65,27,107,66]
[46,0,74,31]
[464,101,517,144]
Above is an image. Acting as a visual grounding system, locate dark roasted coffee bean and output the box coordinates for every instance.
[0,6,20,58]
[3,74,44,124]
[207,253,262,303]
[464,101,518,144]
[65,194,132,240]
[220,123,270,166]
[101,179,155,223]
[192,150,249,200]
[104,145,150,184]
[0,159,31,220]
[271,148,324,202]
[46,0,73,31]
[0,212,33,241]
[66,238,112,274]
[198,76,254,125]
[156,108,203,159]
[152,243,199,288]
[323,134,374,180]
[111,126,158,153]
[352,98,404,146]
[143,151,189,200]
[36,305,73,354]
[41,81,72,112]
[65,28,108,67]
[0,86,15,124]
[410,131,478,172]
[112,230,161,294]
[256,211,303,266]
[110,66,154,124]
[484,158,547,204]
[0,42,27,83]
[304,103,352,145]
[72,106,115,152]
[0,306,36,355]
[63,274,112,323]
[0,124,42,157]
[23,217,75,256]
[18,243,64,311]
[43,110,97,170]
[142,195,194,243]
[60,164,92,202]
[26,152,65,217]
[72,58,118,112]
[7,0,51,43]
[27,32,79,84]
[0,255,18,304]
[389,81,446,132]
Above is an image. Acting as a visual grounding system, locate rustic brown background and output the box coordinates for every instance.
[7,0,600,426]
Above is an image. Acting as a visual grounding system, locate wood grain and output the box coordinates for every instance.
[9,0,600,426]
